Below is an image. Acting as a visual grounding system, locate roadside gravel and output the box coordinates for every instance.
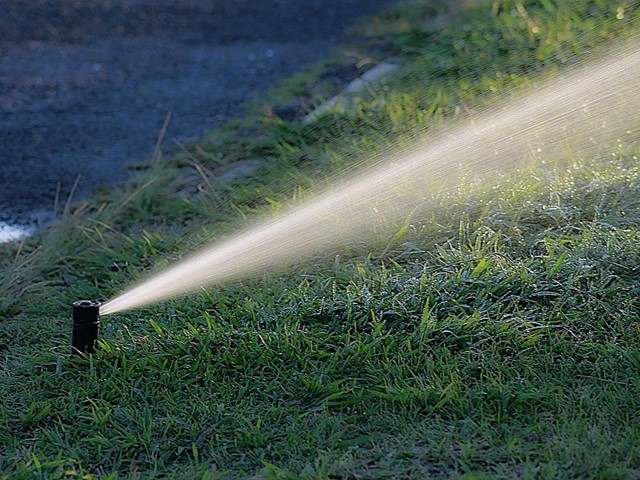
[0,0,398,239]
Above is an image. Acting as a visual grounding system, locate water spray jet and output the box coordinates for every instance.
[100,42,640,316]
[71,300,101,355]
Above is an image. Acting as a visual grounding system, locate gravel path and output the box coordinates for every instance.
[0,0,397,241]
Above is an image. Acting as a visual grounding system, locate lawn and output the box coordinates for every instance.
[1,0,640,478]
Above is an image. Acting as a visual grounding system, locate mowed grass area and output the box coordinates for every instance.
[2,0,640,478]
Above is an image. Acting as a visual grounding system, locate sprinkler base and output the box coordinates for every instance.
[72,300,101,355]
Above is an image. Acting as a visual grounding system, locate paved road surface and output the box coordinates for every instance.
[0,0,398,241]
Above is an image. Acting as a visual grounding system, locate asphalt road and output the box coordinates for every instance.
[0,0,398,241]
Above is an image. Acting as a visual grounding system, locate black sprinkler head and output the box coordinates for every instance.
[72,300,101,355]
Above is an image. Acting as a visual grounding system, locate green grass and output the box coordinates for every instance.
[2,0,640,478]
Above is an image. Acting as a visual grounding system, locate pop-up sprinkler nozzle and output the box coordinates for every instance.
[72,300,101,355]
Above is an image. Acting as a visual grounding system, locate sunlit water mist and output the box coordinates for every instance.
[101,44,640,315]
